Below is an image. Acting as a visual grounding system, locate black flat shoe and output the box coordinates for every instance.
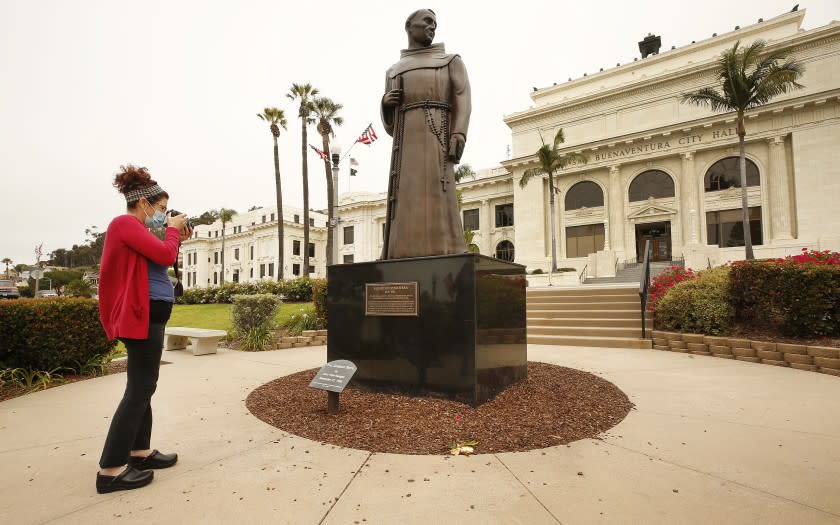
[129,449,178,470]
[96,466,153,494]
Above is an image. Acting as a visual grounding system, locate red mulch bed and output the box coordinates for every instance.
[245,362,633,455]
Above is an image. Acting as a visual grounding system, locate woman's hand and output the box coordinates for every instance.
[167,212,187,231]
[179,224,193,242]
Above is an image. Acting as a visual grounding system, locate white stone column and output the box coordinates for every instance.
[681,151,699,244]
[480,199,492,255]
[608,165,625,253]
[768,136,793,240]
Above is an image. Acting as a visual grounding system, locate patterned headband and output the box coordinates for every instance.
[124,184,165,203]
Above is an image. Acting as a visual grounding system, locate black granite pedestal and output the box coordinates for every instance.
[327,253,527,406]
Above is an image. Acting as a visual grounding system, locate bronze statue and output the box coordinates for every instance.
[381,9,471,259]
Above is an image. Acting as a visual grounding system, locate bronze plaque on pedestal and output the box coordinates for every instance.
[365,282,419,316]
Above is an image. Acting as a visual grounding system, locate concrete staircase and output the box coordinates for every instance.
[527,286,653,349]
[584,261,674,285]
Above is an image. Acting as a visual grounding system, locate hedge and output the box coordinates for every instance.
[311,278,327,328]
[178,277,314,304]
[0,297,116,370]
[730,255,840,337]
[655,266,732,335]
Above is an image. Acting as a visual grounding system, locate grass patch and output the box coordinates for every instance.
[168,302,306,333]
[108,302,308,357]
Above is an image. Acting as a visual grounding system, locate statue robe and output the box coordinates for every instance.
[381,43,471,259]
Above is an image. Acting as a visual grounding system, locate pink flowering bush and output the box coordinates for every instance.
[730,248,840,337]
[647,266,695,313]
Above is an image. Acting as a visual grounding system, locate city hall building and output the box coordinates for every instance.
[183,9,840,286]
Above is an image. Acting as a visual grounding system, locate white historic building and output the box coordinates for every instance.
[181,206,328,288]
[185,9,840,286]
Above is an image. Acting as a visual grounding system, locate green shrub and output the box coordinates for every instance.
[655,266,732,335]
[558,267,577,273]
[230,294,280,351]
[282,304,324,336]
[17,285,33,298]
[730,258,840,337]
[0,298,117,370]
[530,268,543,275]
[237,326,275,352]
[282,277,313,302]
[311,278,327,328]
[64,279,94,297]
[1,366,68,390]
[178,279,313,305]
[256,280,283,296]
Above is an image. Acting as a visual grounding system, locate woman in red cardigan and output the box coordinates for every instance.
[96,165,191,494]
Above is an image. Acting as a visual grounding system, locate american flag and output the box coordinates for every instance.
[309,144,328,161]
[355,124,378,145]
[350,158,359,166]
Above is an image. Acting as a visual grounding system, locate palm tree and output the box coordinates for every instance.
[313,96,344,265]
[287,83,319,276]
[463,230,479,253]
[218,208,237,284]
[519,129,587,272]
[454,163,476,183]
[682,39,803,260]
[257,107,288,281]
[2,258,12,278]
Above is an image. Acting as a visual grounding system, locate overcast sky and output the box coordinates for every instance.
[1,0,837,267]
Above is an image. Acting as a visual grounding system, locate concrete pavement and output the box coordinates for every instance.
[1,344,839,524]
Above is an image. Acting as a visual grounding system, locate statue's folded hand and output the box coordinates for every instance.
[382,89,403,107]
[449,133,466,162]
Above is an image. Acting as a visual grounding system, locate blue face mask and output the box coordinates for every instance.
[143,202,167,229]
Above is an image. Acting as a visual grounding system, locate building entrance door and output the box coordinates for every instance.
[635,221,672,262]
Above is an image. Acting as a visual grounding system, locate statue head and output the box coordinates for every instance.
[405,9,436,49]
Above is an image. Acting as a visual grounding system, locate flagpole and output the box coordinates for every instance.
[339,122,373,162]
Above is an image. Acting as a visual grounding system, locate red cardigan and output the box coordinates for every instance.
[98,215,181,340]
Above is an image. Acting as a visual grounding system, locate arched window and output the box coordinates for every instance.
[495,240,514,262]
[565,181,604,210]
[629,170,675,201]
[705,157,760,192]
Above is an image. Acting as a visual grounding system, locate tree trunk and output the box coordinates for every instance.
[548,172,558,273]
[220,224,226,285]
[322,131,334,266]
[738,132,754,260]
[301,116,310,277]
[274,136,284,280]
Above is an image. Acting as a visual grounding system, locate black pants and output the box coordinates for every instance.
[99,301,172,469]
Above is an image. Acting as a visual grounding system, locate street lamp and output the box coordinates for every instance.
[330,142,342,266]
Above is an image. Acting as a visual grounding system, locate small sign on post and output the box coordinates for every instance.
[308,360,357,414]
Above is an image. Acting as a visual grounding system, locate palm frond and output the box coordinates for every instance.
[557,152,588,168]
[682,87,733,112]
[552,128,566,150]
[519,167,545,189]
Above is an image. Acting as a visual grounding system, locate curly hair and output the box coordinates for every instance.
[112,164,168,207]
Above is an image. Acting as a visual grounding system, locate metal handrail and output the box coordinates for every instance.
[614,257,620,276]
[639,240,653,339]
[578,264,588,284]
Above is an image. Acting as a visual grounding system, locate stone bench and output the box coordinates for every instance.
[164,327,227,356]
